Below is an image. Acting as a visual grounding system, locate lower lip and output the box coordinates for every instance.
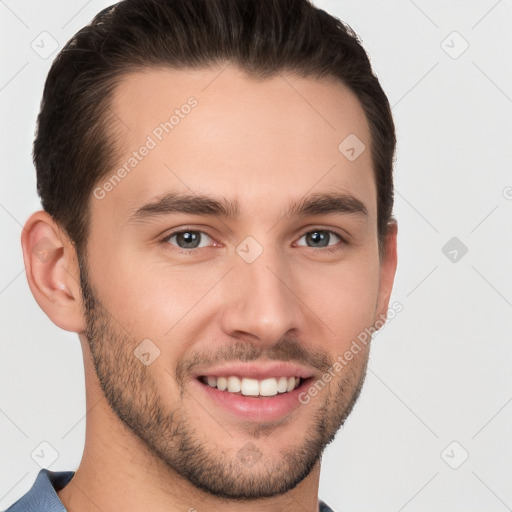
[191,378,311,422]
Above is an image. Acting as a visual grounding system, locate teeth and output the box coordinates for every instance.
[227,376,241,393]
[241,378,259,396]
[203,375,302,396]
[260,378,278,396]
[217,376,227,391]
[277,376,288,393]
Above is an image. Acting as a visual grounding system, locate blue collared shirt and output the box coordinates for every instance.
[4,470,72,512]
[3,469,335,511]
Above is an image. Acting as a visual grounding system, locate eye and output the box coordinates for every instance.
[164,230,214,249]
[295,229,342,249]
[161,228,344,253]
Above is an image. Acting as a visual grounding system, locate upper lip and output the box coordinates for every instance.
[192,361,315,380]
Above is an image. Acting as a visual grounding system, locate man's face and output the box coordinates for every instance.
[79,66,395,498]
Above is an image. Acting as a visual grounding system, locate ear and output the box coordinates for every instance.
[21,210,86,332]
[375,220,398,322]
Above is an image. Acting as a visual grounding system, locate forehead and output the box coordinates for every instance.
[97,66,376,223]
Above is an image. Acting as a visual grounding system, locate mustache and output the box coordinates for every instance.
[175,337,332,384]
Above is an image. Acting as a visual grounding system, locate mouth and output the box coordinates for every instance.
[191,363,315,422]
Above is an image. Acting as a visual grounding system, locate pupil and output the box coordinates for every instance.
[307,231,329,247]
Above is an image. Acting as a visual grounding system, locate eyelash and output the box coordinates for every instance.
[159,228,347,254]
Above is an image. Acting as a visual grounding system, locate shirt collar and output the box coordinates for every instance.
[6,469,74,512]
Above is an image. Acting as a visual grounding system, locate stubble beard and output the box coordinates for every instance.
[78,255,369,500]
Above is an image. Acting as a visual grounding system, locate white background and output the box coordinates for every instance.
[1,1,511,511]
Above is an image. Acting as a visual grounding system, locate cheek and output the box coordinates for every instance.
[85,242,166,334]
[88,243,223,346]
[294,254,380,346]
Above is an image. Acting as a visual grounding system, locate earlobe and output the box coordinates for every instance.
[375,220,398,322]
[21,211,86,333]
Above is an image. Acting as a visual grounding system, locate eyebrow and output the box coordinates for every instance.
[127,191,368,222]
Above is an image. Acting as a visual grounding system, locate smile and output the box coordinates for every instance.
[199,375,303,397]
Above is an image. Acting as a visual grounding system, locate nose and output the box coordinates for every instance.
[219,249,304,346]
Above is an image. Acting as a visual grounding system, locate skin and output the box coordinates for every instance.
[21,66,397,512]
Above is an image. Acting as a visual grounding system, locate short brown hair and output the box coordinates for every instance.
[34,0,395,255]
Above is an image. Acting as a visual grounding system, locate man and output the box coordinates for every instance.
[9,0,397,510]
